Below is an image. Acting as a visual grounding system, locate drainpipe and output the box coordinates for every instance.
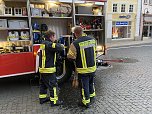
[135,0,142,41]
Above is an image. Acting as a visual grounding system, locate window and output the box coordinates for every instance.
[113,4,117,12]
[129,5,134,12]
[150,0,152,5]
[121,4,126,12]
[144,0,148,4]
[112,21,132,39]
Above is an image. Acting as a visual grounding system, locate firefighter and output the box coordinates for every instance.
[67,26,96,108]
[38,30,64,106]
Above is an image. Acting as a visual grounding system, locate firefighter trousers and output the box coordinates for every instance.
[39,73,59,104]
[79,73,96,105]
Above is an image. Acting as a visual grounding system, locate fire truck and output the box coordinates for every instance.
[0,0,106,83]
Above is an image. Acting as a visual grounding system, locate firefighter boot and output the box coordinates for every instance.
[90,97,95,103]
[39,97,50,104]
[50,100,63,107]
[78,102,90,108]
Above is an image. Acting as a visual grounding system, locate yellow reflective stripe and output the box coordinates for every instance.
[90,92,96,98]
[82,88,85,101]
[80,49,87,68]
[79,40,96,47]
[40,44,45,49]
[39,94,47,98]
[42,49,46,68]
[53,87,58,104]
[80,49,84,68]
[33,30,40,32]
[90,83,96,98]
[82,49,87,68]
[82,99,90,105]
[40,44,46,68]
[93,46,96,67]
[82,88,90,105]
[82,88,91,105]
[77,66,96,74]
[39,67,56,73]
[82,33,87,36]
[20,36,29,38]
[50,87,58,104]
[52,43,56,48]
[54,53,56,65]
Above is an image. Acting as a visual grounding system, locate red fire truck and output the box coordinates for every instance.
[0,0,106,83]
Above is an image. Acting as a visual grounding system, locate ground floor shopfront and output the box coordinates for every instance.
[106,13,137,42]
[143,22,152,37]
[112,21,132,39]
[142,14,152,38]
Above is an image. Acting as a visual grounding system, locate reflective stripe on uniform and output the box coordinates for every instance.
[54,53,56,65]
[39,44,56,73]
[52,43,56,48]
[93,46,96,67]
[82,89,90,105]
[76,66,96,74]
[78,39,96,74]
[79,40,96,49]
[90,83,96,97]
[40,44,46,68]
[39,94,47,98]
[80,49,87,68]
[90,92,96,98]
[39,67,56,73]
[50,87,58,104]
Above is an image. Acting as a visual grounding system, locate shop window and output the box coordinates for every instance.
[113,4,117,12]
[129,5,134,12]
[143,26,148,37]
[121,4,126,12]
[112,21,132,39]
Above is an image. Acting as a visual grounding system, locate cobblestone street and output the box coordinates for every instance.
[0,44,152,114]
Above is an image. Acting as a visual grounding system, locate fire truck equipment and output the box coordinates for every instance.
[8,31,19,41]
[33,22,41,44]
[20,31,30,40]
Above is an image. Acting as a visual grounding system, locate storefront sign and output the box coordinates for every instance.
[116,22,128,26]
[119,15,131,19]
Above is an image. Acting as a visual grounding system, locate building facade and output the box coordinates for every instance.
[106,0,138,42]
[142,0,152,39]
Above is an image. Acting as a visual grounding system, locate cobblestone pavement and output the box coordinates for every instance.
[0,45,152,114]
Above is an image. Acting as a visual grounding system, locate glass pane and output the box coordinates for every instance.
[143,26,148,37]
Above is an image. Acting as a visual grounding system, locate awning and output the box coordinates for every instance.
[144,14,152,22]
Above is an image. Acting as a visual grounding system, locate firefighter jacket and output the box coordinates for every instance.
[39,40,64,73]
[67,36,96,74]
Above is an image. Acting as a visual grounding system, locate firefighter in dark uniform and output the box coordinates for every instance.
[38,30,64,106]
[67,26,96,108]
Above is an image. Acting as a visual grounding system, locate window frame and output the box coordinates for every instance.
[121,4,126,12]
[144,0,148,4]
[129,5,134,13]
[113,3,118,12]
[149,0,152,5]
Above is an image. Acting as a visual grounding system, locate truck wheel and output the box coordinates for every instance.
[56,59,74,84]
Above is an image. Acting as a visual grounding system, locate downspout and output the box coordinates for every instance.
[135,0,142,40]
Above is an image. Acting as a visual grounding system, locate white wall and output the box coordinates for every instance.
[142,0,152,14]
